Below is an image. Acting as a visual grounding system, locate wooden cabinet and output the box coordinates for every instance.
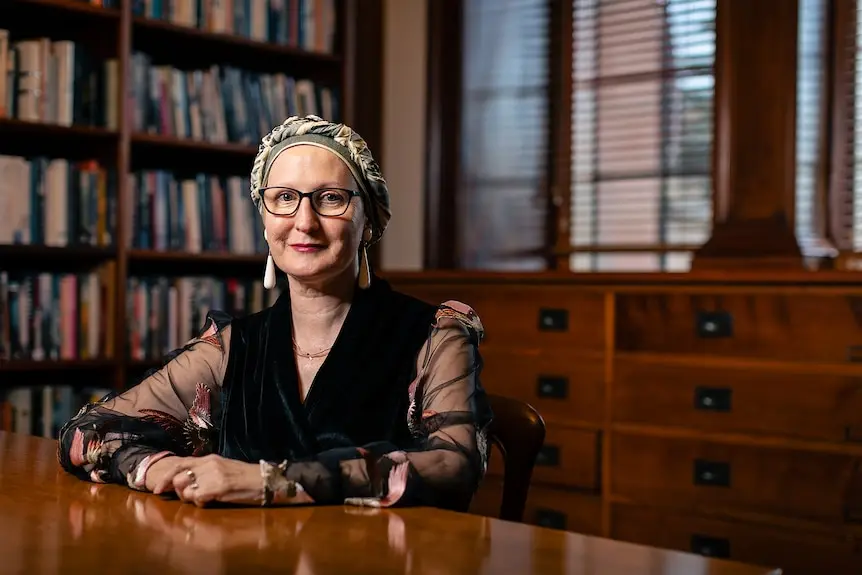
[389,271,862,575]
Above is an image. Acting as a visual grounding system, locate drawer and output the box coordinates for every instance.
[611,504,862,575]
[613,359,862,442]
[470,478,602,535]
[524,486,603,535]
[488,425,600,491]
[610,432,859,523]
[396,284,606,352]
[615,292,862,363]
[481,349,604,426]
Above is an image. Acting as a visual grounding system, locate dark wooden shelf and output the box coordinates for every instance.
[0,118,118,139]
[0,119,119,159]
[128,250,265,265]
[131,133,257,156]
[132,16,341,64]
[5,0,119,18]
[0,359,116,373]
[0,244,117,270]
[1,1,120,57]
[130,133,258,174]
[127,250,266,278]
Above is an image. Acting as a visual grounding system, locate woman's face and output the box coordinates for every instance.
[262,145,367,286]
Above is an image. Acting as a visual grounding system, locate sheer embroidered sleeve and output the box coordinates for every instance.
[278,301,493,511]
[57,312,232,489]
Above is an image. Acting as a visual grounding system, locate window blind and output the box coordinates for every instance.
[795,0,833,258]
[458,0,551,270]
[570,0,716,272]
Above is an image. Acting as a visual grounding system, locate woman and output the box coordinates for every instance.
[57,115,493,511]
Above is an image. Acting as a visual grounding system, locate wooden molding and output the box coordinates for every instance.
[423,0,462,269]
[693,0,803,269]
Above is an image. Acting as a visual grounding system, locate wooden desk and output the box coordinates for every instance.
[0,432,779,574]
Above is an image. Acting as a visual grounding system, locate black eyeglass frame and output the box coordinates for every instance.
[259,186,362,217]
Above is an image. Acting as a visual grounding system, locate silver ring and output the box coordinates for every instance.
[185,469,196,482]
[190,482,199,490]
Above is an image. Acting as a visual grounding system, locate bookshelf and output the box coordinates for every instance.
[0,0,363,437]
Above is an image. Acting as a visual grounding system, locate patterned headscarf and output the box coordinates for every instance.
[250,115,390,244]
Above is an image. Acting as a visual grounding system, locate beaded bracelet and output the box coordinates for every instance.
[259,459,296,506]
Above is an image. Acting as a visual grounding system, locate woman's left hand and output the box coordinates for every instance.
[150,454,263,507]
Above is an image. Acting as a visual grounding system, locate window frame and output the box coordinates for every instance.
[425,0,841,272]
[828,0,857,257]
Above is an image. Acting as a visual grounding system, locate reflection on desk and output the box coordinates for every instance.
[0,432,780,574]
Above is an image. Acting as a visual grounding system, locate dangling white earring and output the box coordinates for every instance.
[263,228,276,290]
[358,242,371,289]
[358,228,372,290]
[264,252,276,289]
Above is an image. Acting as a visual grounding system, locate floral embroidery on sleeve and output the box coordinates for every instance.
[433,300,484,341]
[139,382,216,456]
[56,310,231,489]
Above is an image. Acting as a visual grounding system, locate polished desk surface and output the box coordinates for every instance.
[0,432,779,574]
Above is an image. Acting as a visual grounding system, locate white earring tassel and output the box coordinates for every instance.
[358,244,371,289]
[264,252,276,289]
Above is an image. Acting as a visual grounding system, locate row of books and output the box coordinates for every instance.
[0,269,282,364]
[0,154,117,248]
[0,268,116,362]
[133,0,337,54]
[130,52,338,146]
[0,33,118,128]
[1,386,112,438]
[127,275,280,361]
[127,170,266,255]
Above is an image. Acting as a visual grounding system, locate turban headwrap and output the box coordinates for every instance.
[249,115,390,245]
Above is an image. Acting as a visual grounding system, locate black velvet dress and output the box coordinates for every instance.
[57,276,493,511]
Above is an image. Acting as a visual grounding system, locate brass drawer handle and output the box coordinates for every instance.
[537,376,568,399]
[535,445,560,467]
[690,534,731,559]
[694,387,732,412]
[695,311,733,338]
[538,308,568,332]
[693,459,731,487]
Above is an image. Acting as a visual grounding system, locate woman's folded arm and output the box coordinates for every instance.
[57,313,231,488]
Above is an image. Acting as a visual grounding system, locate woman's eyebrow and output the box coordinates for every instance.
[267,181,348,189]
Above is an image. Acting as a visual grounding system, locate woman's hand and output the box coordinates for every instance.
[145,454,263,507]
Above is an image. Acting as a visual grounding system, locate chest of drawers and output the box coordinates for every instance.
[388,271,862,574]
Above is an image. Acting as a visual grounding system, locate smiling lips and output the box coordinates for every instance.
[290,243,325,252]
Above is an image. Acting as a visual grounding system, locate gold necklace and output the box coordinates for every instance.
[292,338,332,359]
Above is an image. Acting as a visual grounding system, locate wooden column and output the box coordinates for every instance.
[342,0,385,265]
[692,0,803,269]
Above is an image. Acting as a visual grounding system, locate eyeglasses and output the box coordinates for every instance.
[260,186,361,217]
